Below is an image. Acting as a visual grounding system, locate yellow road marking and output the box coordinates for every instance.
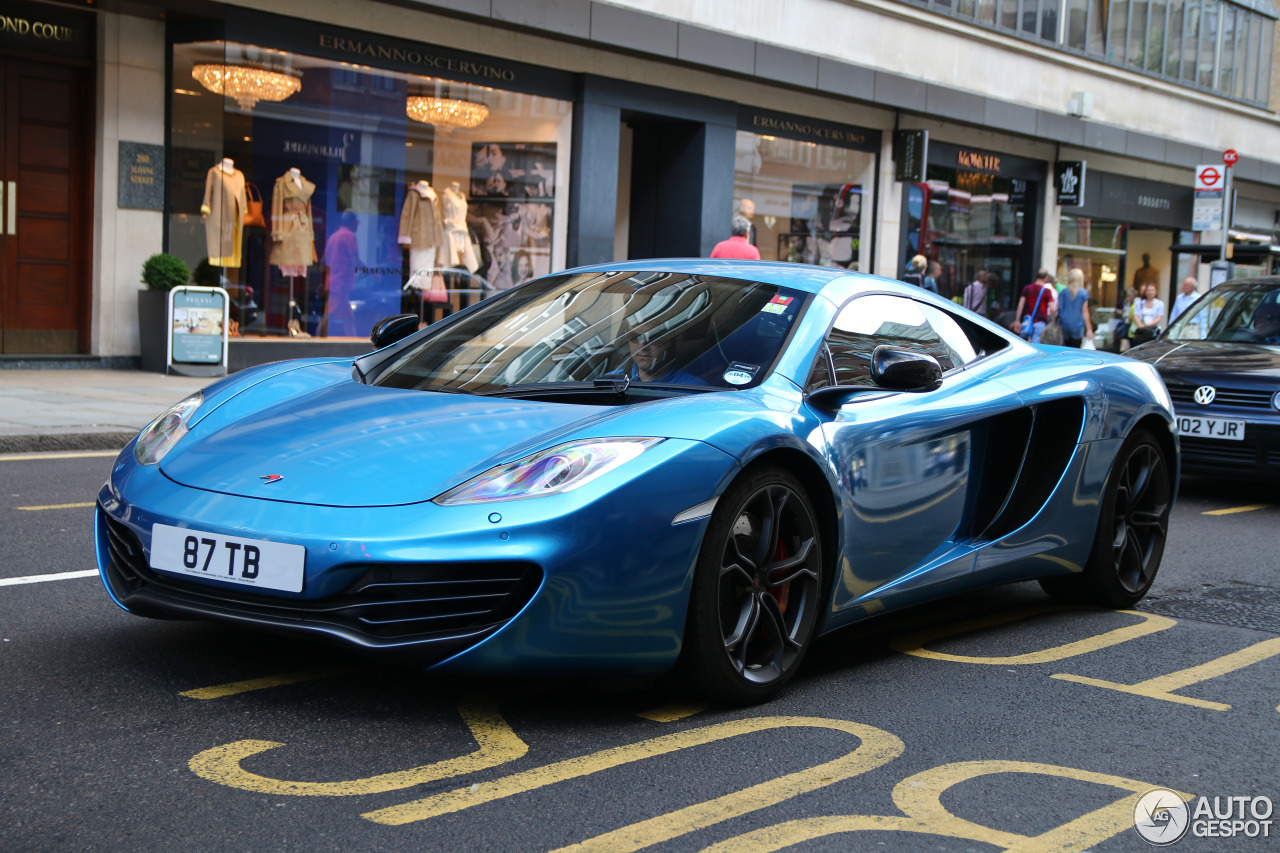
[1052,637,1280,711]
[0,450,119,462]
[180,667,354,700]
[636,702,706,722]
[702,760,1191,853]
[189,693,528,796]
[363,717,904,844]
[1203,504,1271,515]
[890,606,1176,665]
[16,501,95,511]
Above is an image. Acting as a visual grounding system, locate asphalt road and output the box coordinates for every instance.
[2,451,1279,852]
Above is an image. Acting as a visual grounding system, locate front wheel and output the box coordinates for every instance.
[676,465,824,704]
[1040,428,1171,607]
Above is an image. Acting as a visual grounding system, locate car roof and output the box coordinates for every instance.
[563,258,902,297]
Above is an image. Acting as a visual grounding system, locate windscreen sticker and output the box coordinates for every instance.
[723,362,760,386]
[761,295,794,315]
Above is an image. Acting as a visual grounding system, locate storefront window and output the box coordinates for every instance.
[732,131,875,271]
[169,40,571,340]
[904,167,1034,313]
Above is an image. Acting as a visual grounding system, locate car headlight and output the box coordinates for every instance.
[434,438,663,505]
[134,392,203,466]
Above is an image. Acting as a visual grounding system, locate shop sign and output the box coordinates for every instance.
[741,108,881,153]
[118,142,165,211]
[955,149,1001,174]
[0,0,92,60]
[1055,161,1086,207]
[316,33,516,83]
[1193,163,1225,231]
[168,287,230,377]
[1062,171,1191,230]
[892,129,928,182]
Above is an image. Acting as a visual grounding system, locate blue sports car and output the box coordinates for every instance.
[97,260,1178,703]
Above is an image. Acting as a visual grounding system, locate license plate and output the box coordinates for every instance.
[1175,415,1245,441]
[149,523,305,592]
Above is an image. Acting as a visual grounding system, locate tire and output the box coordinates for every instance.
[1040,428,1171,608]
[676,465,824,704]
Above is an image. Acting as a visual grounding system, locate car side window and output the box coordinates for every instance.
[823,295,977,387]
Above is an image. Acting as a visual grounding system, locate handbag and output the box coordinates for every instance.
[1019,286,1047,339]
[243,183,265,229]
[1040,316,1064,345]
[426,273,448,303]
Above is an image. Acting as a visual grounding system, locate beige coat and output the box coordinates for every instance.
[269,173,317,267]
[202,166,246,261]
[398,184,446,251]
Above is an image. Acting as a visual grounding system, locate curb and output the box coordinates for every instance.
[0,431,135,454]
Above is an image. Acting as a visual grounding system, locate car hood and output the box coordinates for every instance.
[1127,340,1280,376]
[159,363,626,507]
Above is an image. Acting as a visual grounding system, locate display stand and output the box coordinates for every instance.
[166,286,231,377]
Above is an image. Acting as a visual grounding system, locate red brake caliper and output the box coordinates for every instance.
[772,539,791,613]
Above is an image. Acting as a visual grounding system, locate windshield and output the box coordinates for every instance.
[1166,283,1280,345]
[373,271,809,394]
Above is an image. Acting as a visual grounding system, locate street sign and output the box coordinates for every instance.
[1223,149,1239,167]
[1193,164,1225,231]
[1055,160,1086,206]
[1195,165,1224,192]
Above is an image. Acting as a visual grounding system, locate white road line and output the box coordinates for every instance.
[0,569,99,586]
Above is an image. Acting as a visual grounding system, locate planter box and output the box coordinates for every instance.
[137,290,169,373]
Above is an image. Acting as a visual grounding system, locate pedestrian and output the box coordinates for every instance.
[1011,268,1057,343]
[923,261,941,295]
[1115,287,1137,352]
[1130,282,1165,345]
[901,254,927,288]
[1057,268,1094,348]
[1170,276,1199,321]
[709,216,761,260]
[963,270,987,316]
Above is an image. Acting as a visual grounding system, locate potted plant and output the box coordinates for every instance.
[138,253,190,373]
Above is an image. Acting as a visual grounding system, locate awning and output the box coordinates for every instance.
[1168,231,1280,261]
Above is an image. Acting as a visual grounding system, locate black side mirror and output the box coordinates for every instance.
[870,346,942,392]
[370,314,419,349]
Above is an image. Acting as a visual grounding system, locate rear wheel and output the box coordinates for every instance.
[1040,428,1171,607]
[676,465,823,704]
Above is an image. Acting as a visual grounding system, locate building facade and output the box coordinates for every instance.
[2,0,1278,362]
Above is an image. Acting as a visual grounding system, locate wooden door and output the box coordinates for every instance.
[0,58,89,353]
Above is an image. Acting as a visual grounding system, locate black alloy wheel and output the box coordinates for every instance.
[677,465,823,704]
[1041,428,1171,608]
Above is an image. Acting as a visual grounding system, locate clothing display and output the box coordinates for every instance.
[441,182,479,272]
[269,169,317,276]
[201,160,247,267]
[406,247,438,291]
[398,181,446,252]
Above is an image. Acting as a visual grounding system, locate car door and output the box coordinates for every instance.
[808,293,1025,614]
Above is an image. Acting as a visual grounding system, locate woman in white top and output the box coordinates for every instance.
[1132,282,1166,341]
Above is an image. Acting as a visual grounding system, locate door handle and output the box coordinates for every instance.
[5,182,14,236]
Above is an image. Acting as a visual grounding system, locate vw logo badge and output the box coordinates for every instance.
[1193,385,1217,405]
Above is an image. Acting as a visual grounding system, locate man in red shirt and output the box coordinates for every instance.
[1011,268,1057,343]
[710,216,761,260]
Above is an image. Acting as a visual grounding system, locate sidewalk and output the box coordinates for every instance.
[0,369,212,454]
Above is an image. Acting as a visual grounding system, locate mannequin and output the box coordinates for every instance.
[201,158,247,267]
[441,181,479,273]
[269,167,317,277]
[399,180,446,290]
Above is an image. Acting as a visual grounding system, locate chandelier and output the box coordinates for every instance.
[191,63,302,110]
[406,96,488,130]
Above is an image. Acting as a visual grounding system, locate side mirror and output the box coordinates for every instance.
[870,346,942,392]
[370,314,419,349]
